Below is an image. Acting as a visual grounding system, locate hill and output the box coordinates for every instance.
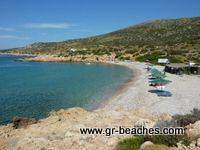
[4,17,200,63]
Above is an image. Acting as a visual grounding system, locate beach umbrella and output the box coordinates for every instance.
[151,72,166,79]
[149,79,171,85]
[150,68,166,78]
[151,68,163,74]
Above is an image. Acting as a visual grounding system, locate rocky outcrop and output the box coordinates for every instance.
[140,141,154,150]
[186,121,200,138]
[12,117,37,129]
[19,54,115,63]
[0,107,171,150]
[164,121,200,150]
[0,106,200,150]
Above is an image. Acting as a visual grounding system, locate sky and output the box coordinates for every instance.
[0,0,200,49]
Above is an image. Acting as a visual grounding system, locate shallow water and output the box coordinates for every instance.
[0,55,132,124]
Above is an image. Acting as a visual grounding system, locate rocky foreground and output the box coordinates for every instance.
[0,107,200,150]
[0,107,170,150]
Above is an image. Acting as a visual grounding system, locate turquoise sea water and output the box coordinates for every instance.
[0,55,132,124]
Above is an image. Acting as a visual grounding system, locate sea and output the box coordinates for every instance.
[0,55,132,124]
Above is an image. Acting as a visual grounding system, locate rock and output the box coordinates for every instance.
[65,130,76,138]
[176,142,188,150]
[134,119,155,128]
[186,121,200,137]
[0,107,176,150]
[107,137,118,146]
[140,141,153,150]
[189,141,196,149]
[197,138,200,147]
[12,117,37,129]
[159,113,172,121]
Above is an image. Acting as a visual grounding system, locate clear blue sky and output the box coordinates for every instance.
[0,0,200,49]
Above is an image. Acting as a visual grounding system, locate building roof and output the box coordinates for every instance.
[166,63,188,68]
[158,58,169,64]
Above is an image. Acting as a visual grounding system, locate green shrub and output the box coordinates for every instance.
[117,135,191,150]
[135,50,167,63]
[172,108,200,127]
[142,135,191,147]
[118,136,145,150]
[135,54,158,64]
[168,56,184,63]
[125,49,137,54]
[119,56,130,60]
[141,48,149,53]
[115,52,123,59]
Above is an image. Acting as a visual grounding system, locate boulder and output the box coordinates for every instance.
[134,119,155,128]
[12,117,37,129]
[197,138,200,147]
[189,141,196,149]
[176,142,188,150]
[140,141,153,150]
[186,121,200,137]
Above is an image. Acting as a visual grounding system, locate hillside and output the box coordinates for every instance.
[4,17,200,63]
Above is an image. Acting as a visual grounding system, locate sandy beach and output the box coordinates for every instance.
[103,62,200,115]
[0,61,200,149]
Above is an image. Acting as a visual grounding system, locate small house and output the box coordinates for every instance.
[158,58,170,64]
[70,48,77,52]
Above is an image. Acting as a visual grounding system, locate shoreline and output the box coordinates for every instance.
[0,54,135,125]
[98,62,140,110]
[1,53,200,115]
[0,53,137,112]
[99,62,150,112]
[0,53,115,63]
[0,52,36,57]
[1,54,200,149]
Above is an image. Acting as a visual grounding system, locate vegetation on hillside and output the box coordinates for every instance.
[4,17,200,63]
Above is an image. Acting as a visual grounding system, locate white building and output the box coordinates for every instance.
[158,58,170,64]
[70,48,77,52]
[189,61,196,66]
